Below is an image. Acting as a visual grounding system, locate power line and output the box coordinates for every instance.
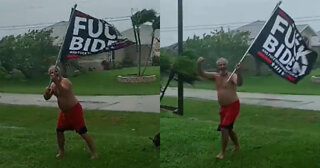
[0,22,56,29]
[161,15,320,30]
[295,15,320,19]
[0,16,133,31]
[1,14,319,32]
[161,18,320,33]
[104,15,132,20]
[161,18,320,30]
[0,11,161,31]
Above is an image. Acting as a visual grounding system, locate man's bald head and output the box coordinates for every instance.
[48,65,61,76]
[216,57,228,65]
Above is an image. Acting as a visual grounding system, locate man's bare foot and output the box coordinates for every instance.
[215,152,224,159]
[232,146,240,152]
[90,153,98,159]
[56,151,64,159]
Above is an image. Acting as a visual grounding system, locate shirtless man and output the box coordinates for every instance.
[43,65,97,159]
[197,57,243,159]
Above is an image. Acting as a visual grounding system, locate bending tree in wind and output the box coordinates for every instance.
[142,15,160,75]
[131,9,157,76]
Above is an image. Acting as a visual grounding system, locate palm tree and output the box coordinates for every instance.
[131,9,156,76]
[142,15,160,75]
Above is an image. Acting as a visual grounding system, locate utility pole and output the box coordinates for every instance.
[177,0,183,115]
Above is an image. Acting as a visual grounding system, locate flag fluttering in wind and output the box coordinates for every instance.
[248,7,318,84]
[59,8,134,63]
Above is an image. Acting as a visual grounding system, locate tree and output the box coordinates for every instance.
[183,29,250,71]
[0,35,16,72]
[131,9,157,76]
[142,15,160,75]
[160,51,173,73]
[0,30,59,79]
[172,50,198,85]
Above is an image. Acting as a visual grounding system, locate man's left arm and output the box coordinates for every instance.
[232,64,243,86]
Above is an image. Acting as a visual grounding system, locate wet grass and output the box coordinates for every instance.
[0,104,159,168]
[160,97,320,168]
[0,66,159,95]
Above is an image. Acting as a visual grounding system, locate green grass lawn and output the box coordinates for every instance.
[161,69,320,95]
[160,98,320,168]
[0,104,159,168]
[0,66,159,95]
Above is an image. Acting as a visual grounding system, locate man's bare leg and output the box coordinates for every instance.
[216,128,229,159]
[228,129,240,152]
[80,133,98,159]
[56,131,65,158]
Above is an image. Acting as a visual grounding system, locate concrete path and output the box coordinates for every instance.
[2,87,320,113]
[0,93,160,113]
[164,87,320,111]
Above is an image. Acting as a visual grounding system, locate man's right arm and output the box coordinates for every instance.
[43,87,53,100]
[197,57,217,80]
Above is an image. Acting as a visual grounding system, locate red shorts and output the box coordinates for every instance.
[218,100,240,131]
[56,103,87,134]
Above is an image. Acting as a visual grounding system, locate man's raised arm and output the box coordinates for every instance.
[197,57,217,80]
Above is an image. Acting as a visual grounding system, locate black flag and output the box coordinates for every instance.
[60,9,134,62]
[249,7,318,84]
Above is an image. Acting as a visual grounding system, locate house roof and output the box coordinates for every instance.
[234,20,318,39]
[161,42,179,54]
[234,20,265,39]
[44,22,159,46]
[43,21,68,46]
[120,24,160,45]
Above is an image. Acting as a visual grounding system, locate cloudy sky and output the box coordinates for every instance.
[1,0,319,47]
[0,0,159,38]
[161,0,320,47]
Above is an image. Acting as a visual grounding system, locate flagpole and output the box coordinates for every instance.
[55,4,77,66]
[47,4,77,87]
[227,1,282,82]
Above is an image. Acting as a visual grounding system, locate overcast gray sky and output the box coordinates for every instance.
[0,0,159,38]
[161,0,320,47]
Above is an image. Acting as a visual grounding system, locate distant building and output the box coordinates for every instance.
[114,24,160,67]
[311,31,320,54]
[234,20,320,50]
[43,22,159,71]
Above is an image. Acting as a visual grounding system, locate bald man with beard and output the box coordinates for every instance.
[197,57,243,159]
[44,65,97,159]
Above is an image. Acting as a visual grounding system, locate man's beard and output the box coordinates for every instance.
[219,69,227,76]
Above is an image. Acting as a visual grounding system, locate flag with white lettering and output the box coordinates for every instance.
[60,9,134,62]
[249,7,317,84]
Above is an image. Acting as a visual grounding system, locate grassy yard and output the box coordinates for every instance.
[0,66,159,95]
[161,69,320,95]
[0,104,159,168]
[160,98,320,168]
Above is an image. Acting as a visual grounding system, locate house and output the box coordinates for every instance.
[311,31,320,54]
[235,21,318,43]
[43,22,159,71]
[43,21,68,46]
[113,24,160,68]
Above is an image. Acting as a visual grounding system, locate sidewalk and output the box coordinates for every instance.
[164,87,320,111]
[0,93,160,113]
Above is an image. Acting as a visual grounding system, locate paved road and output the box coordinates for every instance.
[0,93,160,113]
[2,87,320,113]
[164,87,320,111]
